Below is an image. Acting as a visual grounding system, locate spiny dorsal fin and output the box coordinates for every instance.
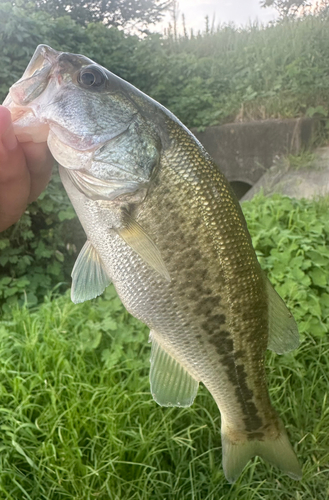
[267,279,299,354]
[71,240,111,304]
[117,213,170,282]
[149,331,199,407]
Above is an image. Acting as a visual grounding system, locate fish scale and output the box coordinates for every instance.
[135,123,271,424]
[4,44,302,483]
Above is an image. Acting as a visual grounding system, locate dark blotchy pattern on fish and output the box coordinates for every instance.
[134,119,279,439]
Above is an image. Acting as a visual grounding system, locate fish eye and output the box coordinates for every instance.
[78,66,106,89]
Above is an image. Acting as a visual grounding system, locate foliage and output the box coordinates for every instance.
[261,0,312,16]
[0,3,88,99]
[242,193,329,337]
[2,4,329,311]
[261,0,329,17]
[0,168,82,313]
[1,3,329,129]
[1,195,329,496]
[15,0,171,29]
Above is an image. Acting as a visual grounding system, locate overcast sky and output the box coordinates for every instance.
[156,0,278,34]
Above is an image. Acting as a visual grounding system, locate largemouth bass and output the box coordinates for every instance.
[4,44,302,482]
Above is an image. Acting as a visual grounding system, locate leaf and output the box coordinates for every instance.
[55,250,64,262]
[16,278,30,288]
[79,326,102,351]
[4,287,19,298]
[306,105,328,118]
[310,268,327,288]
[101,344,123,369]
[24,292,38,306]
[290,267,305,281]
[308,317,327,337]
[58,208,76,221]
[320,293,329,309]
[0,277,12,286]
[0,255,9,266]
[12,440,38,469]
[0,238,9,250]
[307,251,329,266]
[101,318,118,331]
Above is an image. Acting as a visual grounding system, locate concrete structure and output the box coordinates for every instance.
[192,118,317,198]
[241,147,329,201]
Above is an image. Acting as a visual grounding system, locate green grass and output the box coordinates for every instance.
[1,195,329,498]
[286,151,317,170]
[0,291,328,499]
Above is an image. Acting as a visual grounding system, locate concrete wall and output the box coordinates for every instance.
[191,118,317,187]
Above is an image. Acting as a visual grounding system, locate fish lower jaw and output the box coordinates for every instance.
[5,105,50,144]
[15,127,49,144]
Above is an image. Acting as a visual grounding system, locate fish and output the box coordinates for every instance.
[4,44,302,483]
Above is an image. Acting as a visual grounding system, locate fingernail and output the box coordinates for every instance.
[2,125,18,151]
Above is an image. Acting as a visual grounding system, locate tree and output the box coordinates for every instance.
[17,0,172,29]
[261,0,329,16]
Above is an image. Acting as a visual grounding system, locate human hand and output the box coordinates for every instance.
[0,105,53,232]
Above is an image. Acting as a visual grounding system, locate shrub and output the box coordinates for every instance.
[242,193,329,337]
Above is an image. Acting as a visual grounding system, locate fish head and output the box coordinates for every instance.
[4,44,163,201]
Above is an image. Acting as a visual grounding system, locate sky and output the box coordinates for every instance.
[156,0,279,34]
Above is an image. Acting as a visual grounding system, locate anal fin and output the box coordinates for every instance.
[71,240,111,304]
[149,332,199,407]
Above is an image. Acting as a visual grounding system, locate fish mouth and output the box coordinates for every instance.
[4,43,129,151]
[5,100,129,153]
[2,100,50,144]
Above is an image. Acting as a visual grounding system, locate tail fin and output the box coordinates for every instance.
[221,421,302,483]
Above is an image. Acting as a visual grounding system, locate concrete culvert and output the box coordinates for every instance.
[230,181,253,200]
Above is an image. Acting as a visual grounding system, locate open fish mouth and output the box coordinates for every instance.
[3,43,130,152]
[4,96,130,155]
[2,100,50,144]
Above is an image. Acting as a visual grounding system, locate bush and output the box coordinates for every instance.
[242,193,329,337]
[0,169,83,313]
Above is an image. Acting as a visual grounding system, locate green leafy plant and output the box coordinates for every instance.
[2,3,329,129]
[0,168,83,312]
[242,193,329,337]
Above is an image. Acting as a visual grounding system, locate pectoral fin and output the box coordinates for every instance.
[149,332,199,407]
[71,240,111,304]
[266,279,299,354]
[118,214,170,282]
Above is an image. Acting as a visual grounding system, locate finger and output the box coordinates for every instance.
[21,141,54,203]
[0,107,31,232]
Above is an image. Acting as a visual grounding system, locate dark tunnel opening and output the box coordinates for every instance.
[230,180,253,200]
